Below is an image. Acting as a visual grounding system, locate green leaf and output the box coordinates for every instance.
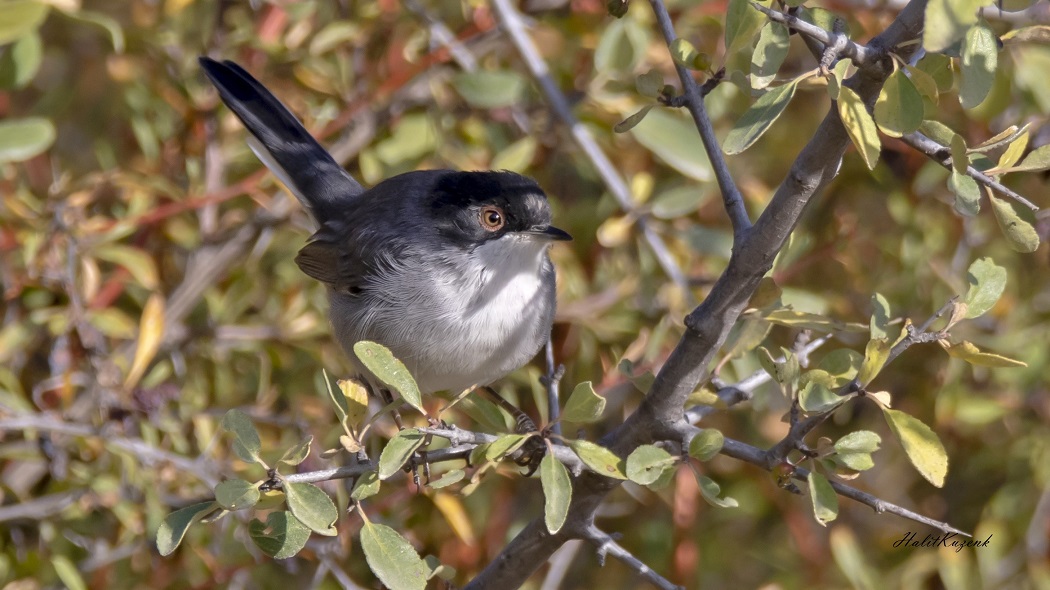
[360,520,428,590]
[595,19,648,72]
[156,502,217,556]
[688,429,724,462]
[696,474,739,508]
[0,0,50,45]
[923,0,989,52]
[91,243,159,289]
[960,19,998,109]
[751,22,790,89]
[874,69,924,137]
[725,0,767,57]
[760,309,867,333]
[0,32,42,89]
[485,433,530,461]
[808,472,839,525]
[625,444,676,486]
[835,452,875,471]
[351,470,381,501]
[561,381,606,423]
[989,194,1040,253]
[723,79,799,154]
[949,170,980,216]
[651,185,709,219]
[636,69,664,98]
[834,431,881,454]
[284,481,338,536]
[903,63,939,100]
[221,409,263,464]
[870,293,891,340]
[919,119,957,146]
[857,337,891,387]
[799,380,845,413]
[378,428,426,480]
[630,108,713,180]
[279,436,313,467]
[838,86,881,169]
[427,469,465,490]
[996,129,1029,169]
[64,10,125,53]
[567,439,628,479]
[0,117,55,164]
[961,257,1007,319]
[540,453,572,534]
[881,407,949,487]
[215,479,260,511]
[670,38,700,69]
[353,341,424,414]
[614,104,655,134]
[52,556,87,590]
[451,71,526,109]
[1004,144,1050,173]
[939,339,1028,367]
[491,136,537,173]
[817,349,863,384]
[249,511,311,559]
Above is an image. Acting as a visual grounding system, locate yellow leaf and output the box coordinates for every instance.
[939,339,1027,367]
[431,493,476,545]
[124,293,165,390]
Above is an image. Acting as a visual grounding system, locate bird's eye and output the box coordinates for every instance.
[479,206,505,231]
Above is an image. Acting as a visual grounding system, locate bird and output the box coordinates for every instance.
[198,57,570,399]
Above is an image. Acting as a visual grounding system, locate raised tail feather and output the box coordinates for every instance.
[198,57,362,223]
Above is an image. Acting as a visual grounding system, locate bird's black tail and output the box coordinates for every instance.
[199,57,362,223]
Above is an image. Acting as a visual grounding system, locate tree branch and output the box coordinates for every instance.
[581,525,683,590]
[751,3,879,66]
[649,0,752,239]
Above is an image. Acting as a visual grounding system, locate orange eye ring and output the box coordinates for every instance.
[479,206,505,231]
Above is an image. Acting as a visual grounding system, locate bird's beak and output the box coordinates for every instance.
[524,225,572,242]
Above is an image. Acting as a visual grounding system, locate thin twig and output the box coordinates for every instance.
[489,0,695,301]
[649,0,752,239]
[899,132,1040,212]
[582,525,683,590]
[709,431,970,536]
[751,2,878,66]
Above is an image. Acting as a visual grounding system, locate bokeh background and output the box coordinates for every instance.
[1,0,1048,588]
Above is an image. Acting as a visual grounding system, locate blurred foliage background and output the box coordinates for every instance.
[0,0,1048,588]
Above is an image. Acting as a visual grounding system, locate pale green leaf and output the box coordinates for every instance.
[92,243,159,289]
[354,341,423,414]
[351,470,381,501]
[1003,144,1050,173]
[491,136,537,173]
[949,170,980,216]
[0,117,55,164]
[808,472,839,525]
[696,474,739,508]
[284,481,338,536]
[751,22,790,89]
[838,86,881,169]
[989,194,1039,253]
[156,502,217,556]
[279,436,313,467]
[688,429,724,462]
[221,409,263,464]
[881,407,949,487]
[0,0,50,45]
[568,439,628,479]
[562,381,606,423]
[924,0,989,52]
[939,339,1027,367]
[636,69,663,97]
[360,520,428,590]
[625,444,676,486]
[631,108,713,180]
[51,555,86,590]
[249,511,311,559]
[723,79,799,154]
[540,453,571,534]
[215,479,260,511]
[961,257,1006,318]
[870,293,891,340]
[874,69,923,137]
[650,185,709,219]
[725,0,767,56]
[670,38,700,69]
[834,431,881,454]
[614,104,655,134]
[0,32,42,89]
[378,428,426,480]
[485,433,530,461]
[337,378,369,431]
[960,19,998,109]
[452,71,526,109]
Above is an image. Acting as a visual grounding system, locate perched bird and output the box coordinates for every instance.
[199,57,570,398]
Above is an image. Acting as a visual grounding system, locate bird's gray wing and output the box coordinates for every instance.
[199,57,363,225]
[294,219,375,295]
